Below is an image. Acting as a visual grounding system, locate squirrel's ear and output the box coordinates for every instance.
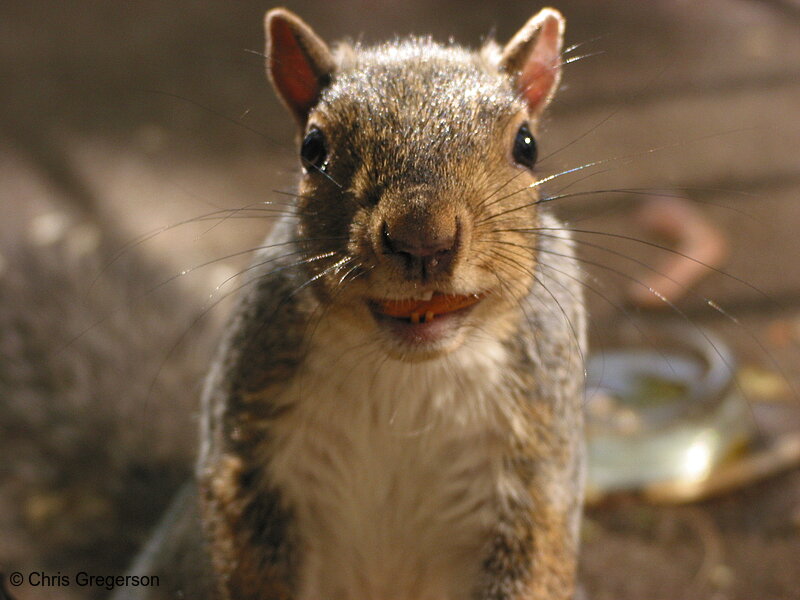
[499,8,564,117]
[265,8,336,126]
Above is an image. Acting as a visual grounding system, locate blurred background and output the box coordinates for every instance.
[1,0,800,599]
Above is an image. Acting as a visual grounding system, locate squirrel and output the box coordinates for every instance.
[114,7,587,600]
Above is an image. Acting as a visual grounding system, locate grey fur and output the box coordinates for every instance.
[114,10,587,600]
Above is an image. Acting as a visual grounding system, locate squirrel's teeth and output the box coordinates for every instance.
[411,312,421,324]
[420,290,434,301]
[425,311,435,323]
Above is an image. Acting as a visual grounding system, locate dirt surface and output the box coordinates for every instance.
[1,1,799,599]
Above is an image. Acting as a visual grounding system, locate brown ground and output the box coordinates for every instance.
[1,1,799,598]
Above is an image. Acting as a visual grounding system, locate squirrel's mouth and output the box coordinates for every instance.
[368,292,487,353]
[370,292,486,324]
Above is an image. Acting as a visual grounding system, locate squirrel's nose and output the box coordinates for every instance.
[381,217,460,281]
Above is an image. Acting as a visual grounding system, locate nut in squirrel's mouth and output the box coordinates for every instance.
[369,291,486,327]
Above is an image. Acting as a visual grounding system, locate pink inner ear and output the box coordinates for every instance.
[270,19,320,118]
[518,60,554,113]
[517,17,561,114]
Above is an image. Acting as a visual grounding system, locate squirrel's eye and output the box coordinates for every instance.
[301,127,328,172]
[512,123,537,169]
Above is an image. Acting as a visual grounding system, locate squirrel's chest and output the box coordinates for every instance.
[266,336,513,600]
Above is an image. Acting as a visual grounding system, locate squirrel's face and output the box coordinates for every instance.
[266,9,564,361]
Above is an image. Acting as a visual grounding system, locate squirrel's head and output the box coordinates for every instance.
[265,8,564,361]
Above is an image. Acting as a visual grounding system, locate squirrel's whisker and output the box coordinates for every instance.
[483,247,585,370]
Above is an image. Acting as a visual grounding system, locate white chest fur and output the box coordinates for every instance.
[265,318,515,600]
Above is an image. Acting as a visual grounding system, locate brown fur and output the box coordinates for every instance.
[122,8,586,600]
